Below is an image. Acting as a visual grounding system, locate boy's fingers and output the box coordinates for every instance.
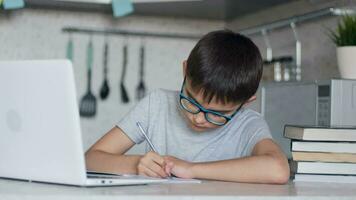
[165,162,174,176]
[141,152,168,177]
[149,162,168,178]
[141,152,164,166]
[139,164,160,178]
[165,165,170,175]
[150,153,166,167]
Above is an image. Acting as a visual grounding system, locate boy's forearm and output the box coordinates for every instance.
[85,150,142,174]
[191,154,290,184]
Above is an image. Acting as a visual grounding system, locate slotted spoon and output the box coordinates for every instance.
[136,45,146,100]
[120,44,130,103]
[100,41,110,100]
[79,38,97,117]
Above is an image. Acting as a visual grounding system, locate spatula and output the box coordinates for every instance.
[100,40,110,100]
[136,45,146,100]
[79,38,97,117]
[120,44,130,103]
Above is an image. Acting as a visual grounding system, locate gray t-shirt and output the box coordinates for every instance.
[117,89,272,162]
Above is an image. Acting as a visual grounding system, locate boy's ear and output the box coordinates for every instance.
[183,60,187,76]
[243,95,257,107]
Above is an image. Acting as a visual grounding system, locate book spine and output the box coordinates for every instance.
[291,161,356,175]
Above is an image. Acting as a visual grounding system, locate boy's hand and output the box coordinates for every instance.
[137,151,169,178]
[163,156,194,179]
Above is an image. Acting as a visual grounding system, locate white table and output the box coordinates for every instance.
[1,178,356,200]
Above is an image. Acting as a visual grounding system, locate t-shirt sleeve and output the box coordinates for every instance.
[116,91,157,144]
[243,117,273,156]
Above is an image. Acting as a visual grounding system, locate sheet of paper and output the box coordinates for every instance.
[87,171,201,183]
[163,177,202,184]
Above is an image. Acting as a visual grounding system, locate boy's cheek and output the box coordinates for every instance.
[182,111,193,123]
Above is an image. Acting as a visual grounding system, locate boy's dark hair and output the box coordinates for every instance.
[186,29,263,104]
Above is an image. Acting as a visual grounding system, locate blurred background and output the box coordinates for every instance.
[1,0,355,154]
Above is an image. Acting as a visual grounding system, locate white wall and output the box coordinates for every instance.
[0,9,223,152]
[3,0,353,154]
[227,0,356,81]
[243,17,340,81]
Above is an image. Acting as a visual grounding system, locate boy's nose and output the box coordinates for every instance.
[193,112,207,124]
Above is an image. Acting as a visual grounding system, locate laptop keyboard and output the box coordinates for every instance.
[86,171,123,179]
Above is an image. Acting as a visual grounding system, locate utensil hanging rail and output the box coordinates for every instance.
[239,7,356,36]
[62,27,202,40]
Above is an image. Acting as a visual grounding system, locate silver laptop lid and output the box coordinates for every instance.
[0,60,87,185]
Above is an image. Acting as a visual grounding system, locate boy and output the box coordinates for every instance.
[85,30,290,184]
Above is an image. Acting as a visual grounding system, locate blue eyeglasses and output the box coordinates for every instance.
[179,77,244,126]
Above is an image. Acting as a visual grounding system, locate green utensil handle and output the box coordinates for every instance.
[87,40,94,92]
[66,38,74,61]
[139,45,145,81]
[87,70,92,93]
[120,45,128,81]
[103,42,109,76]
[87,40,94,71]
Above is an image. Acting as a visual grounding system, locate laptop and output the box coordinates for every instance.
[0,60,166,186]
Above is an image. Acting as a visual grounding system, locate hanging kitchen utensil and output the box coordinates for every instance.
[120,44,130,103]
[261,29,275,82]
[66,35,74,61]
[136,44,146,100]
[279,56,294,82]
[100,38,110,100]
[291,22,302,81]
[79,37,97,117]
[261,30,294,82]
[271,56,293,82]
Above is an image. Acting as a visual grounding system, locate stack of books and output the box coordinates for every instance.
[284,125,356,183]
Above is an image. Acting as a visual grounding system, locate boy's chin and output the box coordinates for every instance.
[190,126,206,132]
[189,123,214,132]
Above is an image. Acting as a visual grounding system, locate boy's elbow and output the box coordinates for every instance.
[270,157,290,184]
[85,151,91,160]
[85,148,101,165]
[85,149,95,165]
[85,148,94,159]
[273,167,290,184]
